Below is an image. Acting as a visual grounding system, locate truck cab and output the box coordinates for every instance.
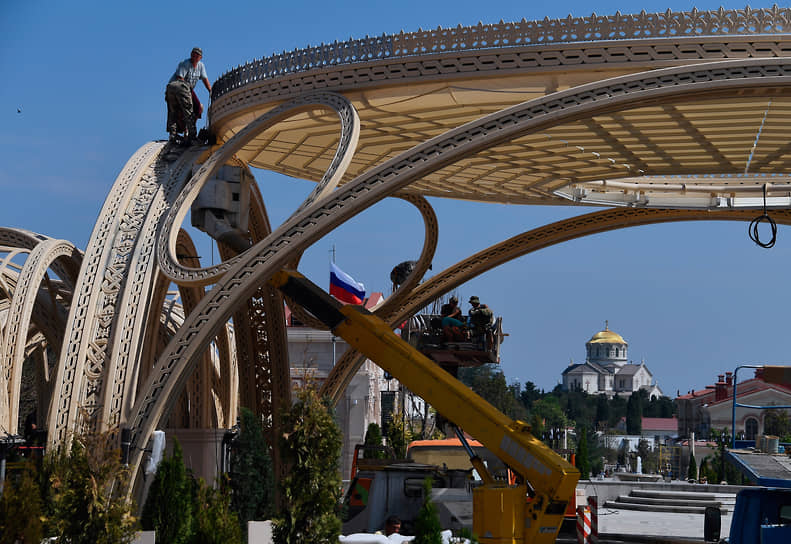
[342,461,473,535]
[724,487,791,544]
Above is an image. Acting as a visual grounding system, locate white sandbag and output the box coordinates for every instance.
[339,534,389,543]
[386,535,415,542]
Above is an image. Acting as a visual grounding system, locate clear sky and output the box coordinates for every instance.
[1,1,787,400]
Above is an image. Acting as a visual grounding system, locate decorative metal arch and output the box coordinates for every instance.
[321,206,791,402]
[0,9,788,495]
[123,58,791,485]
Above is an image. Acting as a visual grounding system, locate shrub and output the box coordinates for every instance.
[191,477,243,544]
[229,407,274,534]
[414,477,442,544]
[274,384,342,543]
[141,440,193,543]
[47,431,137,543]
[0,462,43,543]
[687,453,698,481]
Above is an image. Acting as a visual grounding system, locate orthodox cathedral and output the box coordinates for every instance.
[561,322,663,398]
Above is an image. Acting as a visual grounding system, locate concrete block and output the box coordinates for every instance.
[249,520,274,543]
[133,531,155,544]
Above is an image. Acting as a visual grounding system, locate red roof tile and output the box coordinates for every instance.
[641,417,678,431]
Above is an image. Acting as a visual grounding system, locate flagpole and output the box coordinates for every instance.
[330,244,336,366]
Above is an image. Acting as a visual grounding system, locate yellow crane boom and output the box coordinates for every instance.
[270,269,579,543]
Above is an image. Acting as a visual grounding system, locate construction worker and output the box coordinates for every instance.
[468,295,494,347]
[440,296,464,327]
[165,47,211,144]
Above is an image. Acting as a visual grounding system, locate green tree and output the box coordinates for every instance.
[531,397,570,446]
[626,394,642,435]
[608,394,628,429]
[47,431,138,543]
[191,477,243,544]
[141,440,194,544]
[595,394,611,431]
[519,381,542,409]
[699,457,711,482]
[575,426,590,480]
[386,400,412,459]
[459,365,527,420]
[414,478,442,544]
[274,384,342,544]
[229,407,274,534]
[708,428,744,485]
[687,453,697,481]
[0,462,43,543]
[363,422,386,459]
[764,409,791,441]
[644,396,676,418]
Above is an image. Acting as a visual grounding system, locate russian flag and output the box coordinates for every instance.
[330,262,366,304]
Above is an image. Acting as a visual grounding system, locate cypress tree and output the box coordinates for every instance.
[229,407,274,533]
[363,422,386,459]
[575,426,590,480]
[274,385,342,543]
[626,394,642,435]
[414,477,442,544]
[141,440,193,544]
[687,453,698,482]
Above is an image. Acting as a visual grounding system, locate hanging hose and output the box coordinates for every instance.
[749,184,777,248]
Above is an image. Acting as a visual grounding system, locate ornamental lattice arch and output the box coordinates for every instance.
[0,7,790,493]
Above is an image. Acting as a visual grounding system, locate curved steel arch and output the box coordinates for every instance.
[1,238,80,433]
[47,142,204,444]
[157,92,360,287]
[125,57,791,482]
[321,206,791,402]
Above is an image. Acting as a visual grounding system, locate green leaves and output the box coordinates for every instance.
[274,385,342,544]
[414,478,442,544]
[229,407,274,535]
[141,440,193,544]
[46,431,138,543]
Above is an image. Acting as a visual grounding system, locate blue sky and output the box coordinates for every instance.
[1,1,787,399]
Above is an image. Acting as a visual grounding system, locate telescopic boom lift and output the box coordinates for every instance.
[270,269,579,543]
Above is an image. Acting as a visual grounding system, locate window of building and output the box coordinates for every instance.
[745,417,759,440]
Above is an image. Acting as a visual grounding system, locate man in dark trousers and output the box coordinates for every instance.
[165,47,211,144]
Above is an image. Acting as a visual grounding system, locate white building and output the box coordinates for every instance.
[561,323,663,398]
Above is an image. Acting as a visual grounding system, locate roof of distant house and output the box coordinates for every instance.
[676,375,791,401]
[642,417,678,431]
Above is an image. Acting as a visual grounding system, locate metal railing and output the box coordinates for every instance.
[213,5,791,99]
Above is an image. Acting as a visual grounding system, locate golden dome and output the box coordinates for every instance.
[587,322,626,344]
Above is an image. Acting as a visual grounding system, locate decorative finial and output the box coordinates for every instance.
[605,319,609,330]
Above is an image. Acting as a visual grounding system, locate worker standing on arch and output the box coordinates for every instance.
[165,47,211,145]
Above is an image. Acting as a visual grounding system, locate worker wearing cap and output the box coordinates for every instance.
[165,47,211,144]
[468,295,493,337]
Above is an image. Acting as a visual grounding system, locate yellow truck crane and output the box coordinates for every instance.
[270,269,579,543]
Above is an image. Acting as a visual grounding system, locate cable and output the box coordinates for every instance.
[748,184,777,248]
